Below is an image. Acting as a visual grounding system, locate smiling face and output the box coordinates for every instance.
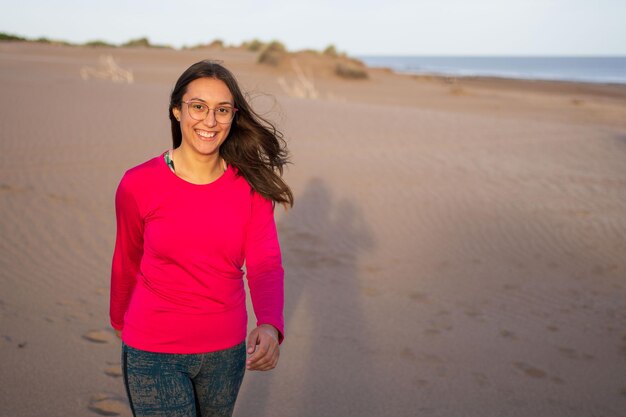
[172,77,235,157]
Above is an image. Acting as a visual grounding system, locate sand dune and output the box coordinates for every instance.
[1,42,625,417]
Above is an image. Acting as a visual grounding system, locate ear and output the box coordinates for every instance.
[172,107,181,122]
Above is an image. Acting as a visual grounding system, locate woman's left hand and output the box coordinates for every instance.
[246,324,280,371]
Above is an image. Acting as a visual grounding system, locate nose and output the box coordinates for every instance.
[202,109,217,127]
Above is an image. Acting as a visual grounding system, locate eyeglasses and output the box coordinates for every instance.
[182,100,238,124]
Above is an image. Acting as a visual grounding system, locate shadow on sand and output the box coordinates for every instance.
[237,177,378,417]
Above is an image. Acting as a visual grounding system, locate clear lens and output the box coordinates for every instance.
[185,101,235,123]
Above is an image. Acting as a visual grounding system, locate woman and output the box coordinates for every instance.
[110,60,293,417]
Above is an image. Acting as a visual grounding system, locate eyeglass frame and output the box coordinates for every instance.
[181,100,239,124]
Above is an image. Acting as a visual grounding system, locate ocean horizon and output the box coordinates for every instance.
[358,56,626,85]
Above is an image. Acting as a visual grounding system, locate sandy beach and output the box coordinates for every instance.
[1,42,625,417]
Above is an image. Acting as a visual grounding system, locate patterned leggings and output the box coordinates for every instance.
[122,342,246,417]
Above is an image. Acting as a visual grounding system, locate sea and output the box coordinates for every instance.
[358,56,626,85]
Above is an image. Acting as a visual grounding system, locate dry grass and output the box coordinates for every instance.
[258,41,288,66]
[335,59,369,79]
[277,60,319,99]
[80,55,134,84]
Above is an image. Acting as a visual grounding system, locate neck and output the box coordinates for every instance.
[172,146,225,185]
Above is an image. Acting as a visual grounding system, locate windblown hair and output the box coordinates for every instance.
[169,60,293,207]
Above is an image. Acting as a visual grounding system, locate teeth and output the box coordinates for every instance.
[196,130,216,138]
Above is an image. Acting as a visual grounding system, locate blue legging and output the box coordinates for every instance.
[122,342,246,417]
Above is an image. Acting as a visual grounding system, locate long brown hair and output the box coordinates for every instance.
[169,60,293,207]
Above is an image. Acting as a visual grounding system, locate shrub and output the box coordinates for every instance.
[335,60,368,79]
[258,40,287,66]
[33,37,74,46]
[323,44,338,57]
[0,32,27,42]
[208,39,224,48]
[85,40,116,48]
[122,37,151,48]
[241,39,263,52]
[33,36,74,46]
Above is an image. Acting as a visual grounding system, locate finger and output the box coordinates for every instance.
[248,336,277,362]
[246,329,259,354]
[247,341,270,366]
[248,343,279,370]
[250,350,279,371]
[247,340,273,368]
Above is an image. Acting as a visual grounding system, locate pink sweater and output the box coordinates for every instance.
[110,153,284,353]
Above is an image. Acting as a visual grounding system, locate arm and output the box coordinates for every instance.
[110,174,144,334]
[245,192,285,370]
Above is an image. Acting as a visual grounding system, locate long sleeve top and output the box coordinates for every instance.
[110,153,284,354]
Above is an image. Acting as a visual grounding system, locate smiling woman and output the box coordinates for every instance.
[168,61,294,203]
[110,60,293,417]
[170,77,235,184]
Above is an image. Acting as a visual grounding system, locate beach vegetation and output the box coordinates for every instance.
[258,40,287,66]
[208,39,224,49]
[243,39,265,52]
[1,32,74,46]
[298,48,321,55]
[335,59,369,79]
[121,37,172,49]
[0,32,27,42]
[122,37,151,47]
[188,39,224,49]
[85,40,117,48]
[323,44,338,57]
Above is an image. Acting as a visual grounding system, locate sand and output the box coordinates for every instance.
[1,42,625,417]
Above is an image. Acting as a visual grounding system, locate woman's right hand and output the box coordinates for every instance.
[114,329,122,339]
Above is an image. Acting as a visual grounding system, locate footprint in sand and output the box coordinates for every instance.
[464,308,483,319]
[1,334,11,344]
[47,193,74,204]
[88,393,127,416]
[412,378,429,388]
[546,325,559,332]
[514,362,547,379]
[408,292,430,304]
[1,335,27,348]
[0,183,31,193]
[104,362,123,378]
[83,330,116,344]
[472,372,490,387]
[551,376,565,385]
[95,287,108,296]
[558,347,594,361]
[499,329,517,340]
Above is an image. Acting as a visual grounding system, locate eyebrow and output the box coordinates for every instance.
[188,97,234,106]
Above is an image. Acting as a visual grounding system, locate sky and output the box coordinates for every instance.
[1,0,625,56]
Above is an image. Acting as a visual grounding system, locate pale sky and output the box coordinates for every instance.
[1,0,625,56]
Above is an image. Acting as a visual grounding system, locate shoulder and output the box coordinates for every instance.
[124,155,162,181]
[229,167,273,207]
[118,155,162,189]
[115,155,164,206]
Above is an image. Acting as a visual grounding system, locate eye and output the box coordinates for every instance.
[217,107,232,114]
[190,102,207,112]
